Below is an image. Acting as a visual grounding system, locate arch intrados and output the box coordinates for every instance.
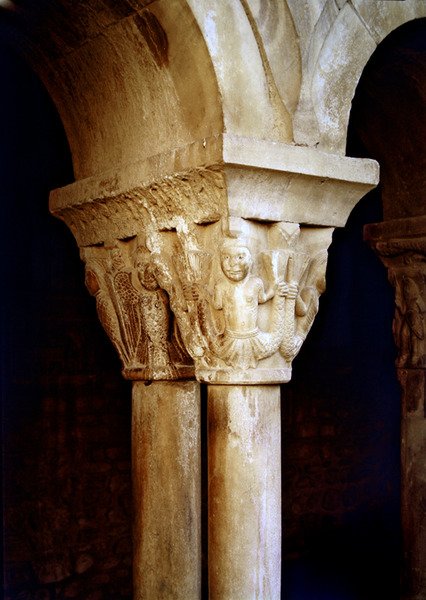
[3,0,223,181]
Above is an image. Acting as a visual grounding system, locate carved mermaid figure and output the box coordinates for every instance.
[212,239,291,369]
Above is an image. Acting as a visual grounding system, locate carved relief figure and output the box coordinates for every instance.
[107,245,142,364]
[135,253,172,374]
[84,257,129,363]
[262,223,328,364]
[392,272,426,367]
[292,250,327,358]
[211,238,288,370]
[82,241,194,380]
[134,248,192,377]
[166,223,331,379]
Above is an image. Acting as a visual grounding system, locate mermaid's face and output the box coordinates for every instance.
[220,246,252,282]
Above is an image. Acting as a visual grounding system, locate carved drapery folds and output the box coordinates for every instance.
[51,135,378,384]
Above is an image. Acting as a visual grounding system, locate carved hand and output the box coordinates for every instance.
[276,281,298,299]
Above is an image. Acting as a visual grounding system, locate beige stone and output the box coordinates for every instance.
[50,135,378,239]
[208,385,281,599]
[81,242,194,381]
[290,0,339,146]
[312,3,377,154]
[132,380,201,599]
[49,134,377,387]
[351,0,420,45]
[292,0,426,152]
[245,0,302,117]
[187,0,293,142]
[5,1,424,597]
[47,128,378,597]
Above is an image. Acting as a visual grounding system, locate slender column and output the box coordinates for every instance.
[77,240,201,598]
[208,385,281,599]
[400,370,426,600]
[132,380,201,599]
[365,217,426,600]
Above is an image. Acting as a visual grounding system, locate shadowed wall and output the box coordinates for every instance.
[1,21,413,600]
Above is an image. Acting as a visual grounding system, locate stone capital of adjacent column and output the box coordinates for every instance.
[365,216,426,401]
[50,136,378,384]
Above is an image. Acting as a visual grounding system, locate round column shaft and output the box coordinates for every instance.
[208,384,281,599]
[132,380,201,600]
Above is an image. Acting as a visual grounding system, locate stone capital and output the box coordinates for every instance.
[365,216,426,373]
[51,136,378,383]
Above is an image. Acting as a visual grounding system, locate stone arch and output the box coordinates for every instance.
[293,0,426,154]
[187,0,301,143]
[2,1,223,180]
[1,0,304,183]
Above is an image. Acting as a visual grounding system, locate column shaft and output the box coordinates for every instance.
[400,370,426,600]
[132,380,201,599]
[208,385,281,599]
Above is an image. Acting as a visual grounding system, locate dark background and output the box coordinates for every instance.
[4,19,423,599]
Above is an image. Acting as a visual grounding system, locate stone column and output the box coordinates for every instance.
[208,385,281,599]
[50,134,378,599]
[77,239,201,599]
[365,216,426,600]
[132,380,201,599]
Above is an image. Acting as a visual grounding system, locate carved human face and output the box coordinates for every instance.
[220,246,252,282]
[111,247,125,270]
[138,262,159,291]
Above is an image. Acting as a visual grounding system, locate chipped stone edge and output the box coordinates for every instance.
[49,134,379,213]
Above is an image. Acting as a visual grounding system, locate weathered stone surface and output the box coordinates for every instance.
[291,0,426,152]
[50,135,378,240]
[365,218,426,369]
[351,0,420,45]
[29,0,223,179]
[50,136,376,385]
[6,2,426,598]
[290,0,339,146]
[82,241,194,381]
[132,381,201,599]
[312,3,377,154]
[246,0,301,117]
[187,0,293,142]
[208,385,281,599]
